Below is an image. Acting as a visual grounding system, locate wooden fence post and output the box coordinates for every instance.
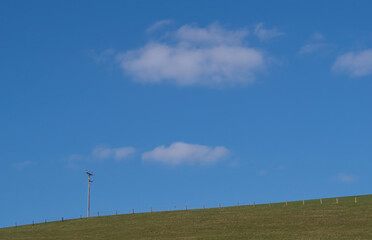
[320,199,322,205]
[302,200,305,205]
[286,200,288,206]
[253,202,256,207]
[132,209,134,215]
[336,198,339,204]
[150,207,152,213]
[355,197,357,204]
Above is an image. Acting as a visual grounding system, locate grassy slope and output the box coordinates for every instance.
[1,195,372,240]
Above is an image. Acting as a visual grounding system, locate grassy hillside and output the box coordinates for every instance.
[1,195,372,240]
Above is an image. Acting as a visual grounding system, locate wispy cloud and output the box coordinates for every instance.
[298,33,333,55]
[299,43,329,55]
[254,23,284,41]
[146,19,173,33]
[88,48,115,63]
[13,161,34,169]
[68,145,136,165]
[332,49,372,77]
[142,142,229,165]
[310,32,325,41]
[92,145,136,161]
[336,173,358,183]
[174,23,248,45]
[119,22,267,87]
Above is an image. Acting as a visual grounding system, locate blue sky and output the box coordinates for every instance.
[1,0,372,227]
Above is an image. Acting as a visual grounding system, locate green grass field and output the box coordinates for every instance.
[1,195,372,239]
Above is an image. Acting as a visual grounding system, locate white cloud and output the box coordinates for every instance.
[332,49,372,77]
[254,23,284,41]
[142,142,229,165]
[146,19,173,33]
[119,23,266,87]
[336,173,358,183]
[92,145,136,161]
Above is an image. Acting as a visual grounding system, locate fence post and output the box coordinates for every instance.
[132,209,134,215]
[320,199,322,205]
[219,203,221,209]
[116,210,117,215]
[286,200,288,206]
[185,205,187,211]
[355,197,357,204]
[253,202,256,208]
[150,207,152,213]
[336,198,339,204]
[302,200,305,205]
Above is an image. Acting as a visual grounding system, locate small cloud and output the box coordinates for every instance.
[146,19,173,33]
[299,43,329,55]
[336,173,358,183]
[113,147,136,160]
[92,146,113,159]
[254,23,284,41]
[67,145,136,166]
[92,145,136,161]
[88,48,115,63]
[298,33,333,55]
[142,142,229,165]
[332,49,372,77]
[13,161,34,169]
[310,32,325,41]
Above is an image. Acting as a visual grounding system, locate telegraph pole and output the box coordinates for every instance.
[86,171,93,217]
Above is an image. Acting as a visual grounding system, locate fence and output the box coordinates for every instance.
[7,196,361,228]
